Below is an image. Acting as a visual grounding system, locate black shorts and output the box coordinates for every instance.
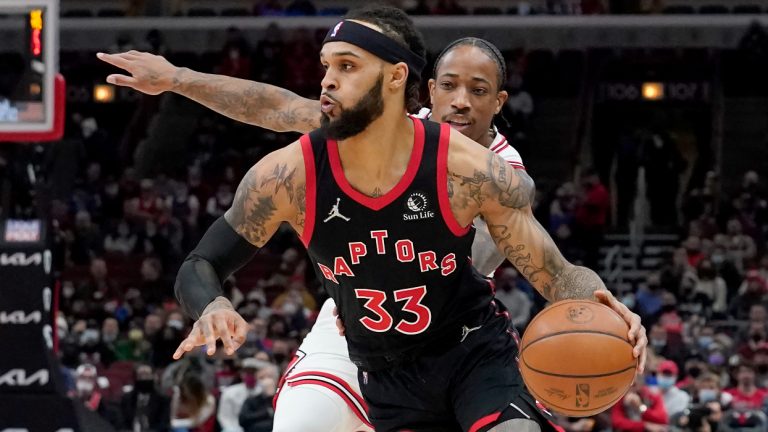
[358,301,561,432]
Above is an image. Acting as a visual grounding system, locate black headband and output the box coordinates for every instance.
[323,20,426,79]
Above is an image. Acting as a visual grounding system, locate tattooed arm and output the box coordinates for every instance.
[446,142,585,301]
[446,131,647,371]
[224,142,306,243]
[173,143,305,359]
[97,51,320,133]
[471,169,535,276]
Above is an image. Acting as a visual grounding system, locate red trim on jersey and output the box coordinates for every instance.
[273,351,306,409]
[300,136,317,247]
[490,137,508,152]
[286,371,372,428]
[327,117,425,211]
[469,411,502,432]
[535,401,567,432]
[436,123,471,237]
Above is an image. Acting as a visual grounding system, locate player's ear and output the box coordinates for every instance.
[428,79,437,105]
[495,90,509,115]
[388,62,409,91]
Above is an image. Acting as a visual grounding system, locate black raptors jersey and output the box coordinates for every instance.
[298,118,494,365]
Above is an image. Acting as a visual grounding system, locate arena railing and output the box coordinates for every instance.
[2,15,768,52]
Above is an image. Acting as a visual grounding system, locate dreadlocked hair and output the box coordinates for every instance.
[433,37,507,91]
[344,5,427,113]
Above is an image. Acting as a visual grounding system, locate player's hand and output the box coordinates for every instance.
[594,289,647,373]
[623,392,642,409]
[96,51,179,95]
[333,306,345,336]
[173,296,248,360]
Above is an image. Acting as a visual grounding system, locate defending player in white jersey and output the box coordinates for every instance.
[100,36,532,432]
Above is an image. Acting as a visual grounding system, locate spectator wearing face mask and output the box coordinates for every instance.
[73,363,122,427]
[151,311,186,369]
[677,356,708,395]
[656,360,690,421]
[737,321,768,361]
[239,361,278,432]
[693,372,732,408]
[689,259,728,318]
[636,273,666,321]
[649,323,686,366]
[99,317,120,367]
[218,358,264,432]
[690,374,730,432]
[120,364,170,432]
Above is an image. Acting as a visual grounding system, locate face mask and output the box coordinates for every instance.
[709,353,725,366]
[167,320,184,331]
[699,389,717,403]
[102,333,117,343]
[620,294,636,309]
[273,353,286,364]
[246,331,259,343]
[698,336,714,350]
[128,329,143,341]
[688,367,702,378]
[63,286,75,299]
[711,253,725,264]
[242,374,257,389]
[657,376,676,390]
[135,379,154,394]
[651,339,667,349]
[282,302,298,316]
[77,379,94,394]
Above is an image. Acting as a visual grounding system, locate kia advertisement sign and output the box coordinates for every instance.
[0,245,61,395]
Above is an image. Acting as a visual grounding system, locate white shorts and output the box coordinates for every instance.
[273,350,374,432]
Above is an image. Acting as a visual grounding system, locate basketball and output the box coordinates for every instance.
[519,300,636,417]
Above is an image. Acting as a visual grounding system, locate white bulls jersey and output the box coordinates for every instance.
[273,111,526,432]
[414,107,525,169]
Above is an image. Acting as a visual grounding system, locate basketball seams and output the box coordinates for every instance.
[520,329,633,356]
[520,360,637,379]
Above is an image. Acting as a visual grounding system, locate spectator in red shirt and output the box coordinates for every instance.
[725,363,768,412]
[575,168,610,269]
[683,236,706,268]
[612,375,668,432]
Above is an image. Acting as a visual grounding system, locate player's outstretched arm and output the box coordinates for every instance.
[96,51,321,133]
[446,132,647,371]
[173,144,305,359]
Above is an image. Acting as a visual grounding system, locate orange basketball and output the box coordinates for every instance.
[519,300,637,417]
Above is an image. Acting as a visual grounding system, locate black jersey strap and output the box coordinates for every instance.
[174,216,259,319]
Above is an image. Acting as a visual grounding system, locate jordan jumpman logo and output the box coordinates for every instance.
[324,198,350,222]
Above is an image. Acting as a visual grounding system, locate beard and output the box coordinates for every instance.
[321,73,385,140]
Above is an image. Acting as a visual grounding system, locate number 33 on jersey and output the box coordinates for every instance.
[300,119,495,359]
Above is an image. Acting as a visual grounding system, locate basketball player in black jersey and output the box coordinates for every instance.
[111,7,646,431]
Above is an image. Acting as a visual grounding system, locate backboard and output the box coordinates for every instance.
[0,0,64,142]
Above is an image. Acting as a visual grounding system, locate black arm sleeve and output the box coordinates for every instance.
[174,216,259,319]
